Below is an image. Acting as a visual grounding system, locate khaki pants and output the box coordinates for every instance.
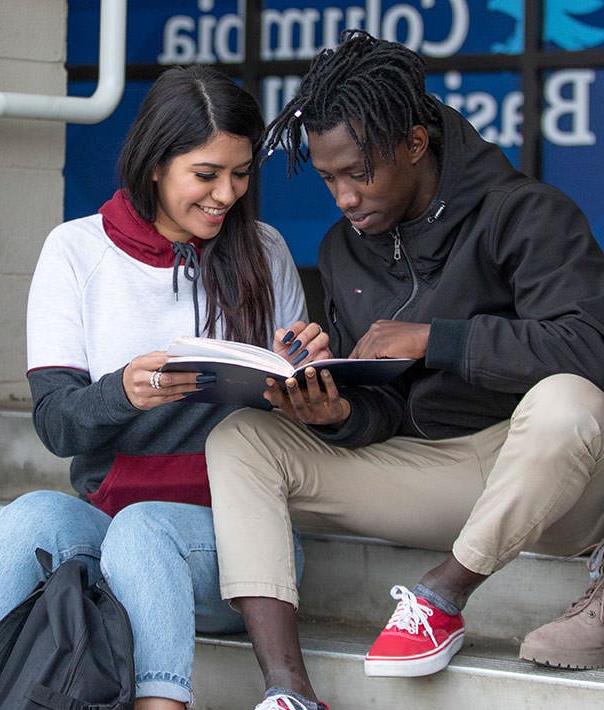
[206,374,604,608]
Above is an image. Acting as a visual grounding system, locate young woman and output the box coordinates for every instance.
[0,66,328,709]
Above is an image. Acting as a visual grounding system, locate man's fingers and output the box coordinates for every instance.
[285,378,312,420]
[320,369,341,403]
[304,368,323,406]
[263,378,287,408]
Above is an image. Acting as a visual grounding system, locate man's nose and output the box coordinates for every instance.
[335,184,361,211]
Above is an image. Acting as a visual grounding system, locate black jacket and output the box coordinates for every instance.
[316,103,604,446]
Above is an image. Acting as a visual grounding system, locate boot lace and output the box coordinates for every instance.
[386,585,438,647]
[562,540,604,621]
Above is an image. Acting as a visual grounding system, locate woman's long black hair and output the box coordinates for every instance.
[119,65,274,346]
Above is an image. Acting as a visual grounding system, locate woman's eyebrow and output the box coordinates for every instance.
[191,160,253,169]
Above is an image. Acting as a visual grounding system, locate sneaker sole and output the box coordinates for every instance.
[519,642,604,671]
[364,630,465,677]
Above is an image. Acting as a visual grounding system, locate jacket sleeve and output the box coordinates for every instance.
[28,367,142,457]
[308,231,407,448]
[426,184,604,393]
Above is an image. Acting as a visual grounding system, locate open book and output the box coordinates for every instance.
[163,336,415,408]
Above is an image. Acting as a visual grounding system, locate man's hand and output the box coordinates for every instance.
[273,321,331,366]
[264,367,351,427]
[350,320,431,360]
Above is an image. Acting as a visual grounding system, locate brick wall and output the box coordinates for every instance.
[0,0,67,404]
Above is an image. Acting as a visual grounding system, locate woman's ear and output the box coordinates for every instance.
[152,166,159,182]
[409,125,430,164]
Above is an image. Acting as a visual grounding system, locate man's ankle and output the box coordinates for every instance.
[418,554,488,610]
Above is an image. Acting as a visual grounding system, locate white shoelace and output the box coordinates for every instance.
[254,694,308,710]
[385,585,438,647]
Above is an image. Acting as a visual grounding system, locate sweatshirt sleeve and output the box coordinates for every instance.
[426,184,604,393]
[28,366,141,457]
[27,225,142,457]
[260,223,308,330]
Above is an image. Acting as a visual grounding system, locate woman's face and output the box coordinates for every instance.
[153,131,253,242]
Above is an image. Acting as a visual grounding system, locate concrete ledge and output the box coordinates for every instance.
[0,408,70,499]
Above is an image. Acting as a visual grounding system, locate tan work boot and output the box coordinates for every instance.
[520,544,604,670]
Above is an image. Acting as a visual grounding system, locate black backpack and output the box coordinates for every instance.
[0,549,135,709]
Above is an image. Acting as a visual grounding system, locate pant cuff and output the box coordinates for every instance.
[136,673,192,704]
[221,580,299,609]
[452,539,502,576]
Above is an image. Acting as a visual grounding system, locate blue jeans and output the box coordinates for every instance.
[0,491,304,704]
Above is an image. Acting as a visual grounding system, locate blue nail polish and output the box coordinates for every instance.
[291,348,309,366]
[196,378,216,389]
[281,330,295,344]
[287,339,302,356]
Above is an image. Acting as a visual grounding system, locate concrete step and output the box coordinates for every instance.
[0,407,70,499]
[191,622,604,709]
[299,533,590,642]
[1,405,591,642]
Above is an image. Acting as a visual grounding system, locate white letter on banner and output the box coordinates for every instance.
[421,0,469,58]
[465,92,498,142]
[322,7,343,49]
[215,14,243,62]
[346,6,366,30]
[197,14,217,62]
[382,5,423,50]
[262,9,321,60]
[264,76,302,126]
[366,0,382,37]
[498,91,523,147]
[158,16,197,65]
[543,70,595,146]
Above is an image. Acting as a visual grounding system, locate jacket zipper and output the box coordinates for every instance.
[391,226,418,319]
[328,301,343,355]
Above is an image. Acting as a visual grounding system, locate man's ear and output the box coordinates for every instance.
[409,125,430,165]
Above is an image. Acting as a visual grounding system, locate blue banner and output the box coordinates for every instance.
[65,1,604,264]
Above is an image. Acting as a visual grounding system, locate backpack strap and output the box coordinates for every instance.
[35,548,54,577]
[26,683,101,710]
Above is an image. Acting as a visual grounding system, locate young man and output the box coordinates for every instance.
[205,31,604,710]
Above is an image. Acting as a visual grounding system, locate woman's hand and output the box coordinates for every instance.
[122,351,200,410]
[273,321,331,367]
[264,367,351,427]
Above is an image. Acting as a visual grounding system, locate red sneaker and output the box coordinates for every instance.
[365,585,465,677]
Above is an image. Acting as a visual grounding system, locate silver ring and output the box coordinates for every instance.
[149,370,162,390]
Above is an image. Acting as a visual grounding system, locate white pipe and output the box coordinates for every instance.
[0,0,126,124]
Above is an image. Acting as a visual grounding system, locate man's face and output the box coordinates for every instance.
[308,123,425,235]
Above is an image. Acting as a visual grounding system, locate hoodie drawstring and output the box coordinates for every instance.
[172,242,201,337]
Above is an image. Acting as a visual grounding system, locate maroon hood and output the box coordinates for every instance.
[99,189,202,267]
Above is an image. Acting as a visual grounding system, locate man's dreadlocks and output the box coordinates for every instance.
[264,30,442,179]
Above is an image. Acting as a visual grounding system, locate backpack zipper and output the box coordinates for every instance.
[62,631,89,695]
